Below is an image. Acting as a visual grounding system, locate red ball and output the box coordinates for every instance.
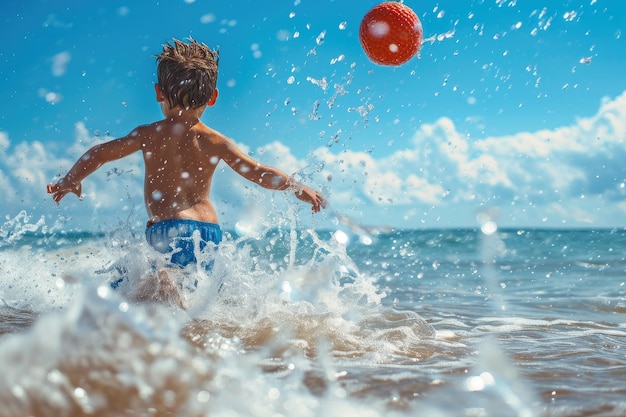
[359,2,423,66]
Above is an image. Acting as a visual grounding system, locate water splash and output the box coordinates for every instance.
[0,211,47,247]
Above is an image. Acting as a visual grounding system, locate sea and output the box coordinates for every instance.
[0,212,625,417]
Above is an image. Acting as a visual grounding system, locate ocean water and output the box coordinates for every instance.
[0,214,625,417]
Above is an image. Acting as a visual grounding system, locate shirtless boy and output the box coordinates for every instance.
[47,38,327,268]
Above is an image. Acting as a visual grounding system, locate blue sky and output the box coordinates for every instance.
[1,0,625,233]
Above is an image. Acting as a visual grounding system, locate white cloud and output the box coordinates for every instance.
[313,91,626,226]
[0,131,9,152]
[1,91,626,231]
[0,171,17,204]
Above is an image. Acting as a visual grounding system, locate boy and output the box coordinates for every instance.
[47,38,327,269]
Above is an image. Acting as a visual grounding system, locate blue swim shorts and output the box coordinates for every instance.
[145,219,222,268]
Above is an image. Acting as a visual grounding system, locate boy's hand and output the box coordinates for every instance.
[47,178,82,203]
[293,184,327,213]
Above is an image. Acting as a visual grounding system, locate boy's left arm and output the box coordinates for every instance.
[47,134,142,203]
[219,137,327,212]
[279,178,327,213]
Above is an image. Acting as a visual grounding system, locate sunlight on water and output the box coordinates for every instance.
[1,211,626,415]
[0,213,439,416]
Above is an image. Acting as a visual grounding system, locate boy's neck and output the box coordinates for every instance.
[161,105,206,123]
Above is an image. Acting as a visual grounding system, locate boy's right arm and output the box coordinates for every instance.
[47,132,142,203]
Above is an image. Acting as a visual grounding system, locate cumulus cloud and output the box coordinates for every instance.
[1,91,626,231]
[313,91,626,226]
[472,91,626,202]
[0,123,143,232]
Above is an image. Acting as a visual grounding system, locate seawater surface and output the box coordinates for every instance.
[0,217,625,417]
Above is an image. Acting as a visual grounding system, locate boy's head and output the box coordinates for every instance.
[155,38,219,109]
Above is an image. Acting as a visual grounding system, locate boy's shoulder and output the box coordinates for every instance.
[191,122,231,144]
[130,119,231,146]
[128,121,162,136]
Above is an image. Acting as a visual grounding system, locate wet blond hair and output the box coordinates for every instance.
[155,38,219,109]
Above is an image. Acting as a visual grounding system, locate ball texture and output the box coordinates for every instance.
[359,2,423,66]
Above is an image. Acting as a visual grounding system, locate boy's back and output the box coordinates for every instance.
[138,116,222,226]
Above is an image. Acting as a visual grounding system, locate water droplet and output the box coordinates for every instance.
[563,10,577,21]
[152,190,163,201]
[268,388,280,400]
[276,29,290,41]
[97,286,110,299]
[333,230,349,245]
[200,13,215,24]
[315,30,326,46]
[481,221,498,235]
[197,391,210,403]
[47,369,64,384]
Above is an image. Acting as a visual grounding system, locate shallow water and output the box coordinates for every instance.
[0,220,625,417]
